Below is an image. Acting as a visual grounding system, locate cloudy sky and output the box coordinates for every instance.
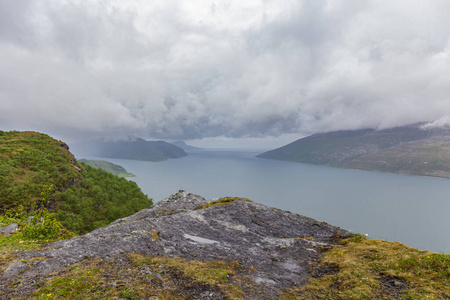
[1,0,450,148]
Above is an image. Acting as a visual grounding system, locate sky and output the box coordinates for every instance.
[1,0,450,149]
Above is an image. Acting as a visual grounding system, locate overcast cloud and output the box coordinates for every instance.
[1,0,450,146]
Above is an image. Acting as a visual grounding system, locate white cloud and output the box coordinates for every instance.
[1,0,450,142]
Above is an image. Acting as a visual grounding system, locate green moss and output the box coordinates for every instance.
[149,230,159,240]
[30,254,246,300]
[282,235,450,299]
[195,197,254,210]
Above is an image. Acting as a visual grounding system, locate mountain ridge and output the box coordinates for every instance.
[257,123,450,178]
[71,138,187,162]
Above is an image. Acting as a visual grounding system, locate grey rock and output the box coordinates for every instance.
[0,223,19,236]
[3,261,27,278]
[0,190,348,298]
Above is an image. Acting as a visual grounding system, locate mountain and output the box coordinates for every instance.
[78,159,135,178]
[257,124,450,178]
[2,191,449,299]
[172,140,201,150]
[71,138,187,162]
[0,131,153,234]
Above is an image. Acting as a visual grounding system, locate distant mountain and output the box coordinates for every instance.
[72,138,187,162]
[78,159,135,178]
[257,123,450,178]
[172,140,201,150]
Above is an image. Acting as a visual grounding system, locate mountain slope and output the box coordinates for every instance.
[0,131,153,234]
[72,138,187,162]
[78,159,135,178]
[257,124,450,178]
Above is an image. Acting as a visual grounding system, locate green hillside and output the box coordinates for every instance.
[78,159,135,178]
[0,131,153,234]
[257,124,450,178]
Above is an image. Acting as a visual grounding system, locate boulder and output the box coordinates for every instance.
[0,223,19,236]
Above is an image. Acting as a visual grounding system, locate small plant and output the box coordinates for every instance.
[121,288,139,300]
[40,184,53,207]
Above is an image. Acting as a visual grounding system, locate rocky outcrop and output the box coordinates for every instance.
[0,191,348,298]
[0,223,19,236]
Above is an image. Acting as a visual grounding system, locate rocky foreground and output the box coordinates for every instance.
[0,191,347,299]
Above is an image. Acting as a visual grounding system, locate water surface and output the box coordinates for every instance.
[86,150,450,253]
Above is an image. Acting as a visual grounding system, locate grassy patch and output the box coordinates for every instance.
[30,254,246,299]
[195,197,254,210]
[131,254,240,286]
[0,232,53,254]
[130,254,246,298]
[281,234,450,299]
[33,263,114,300]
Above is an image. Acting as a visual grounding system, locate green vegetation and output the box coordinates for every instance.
[282,234,450,299]
[30,254,244,299]
[258,124,450,178]
[0,131,81,211]
[78,159,135,178]
[0,131,153,235]
[52,164,152,234]
[195,197,254,210]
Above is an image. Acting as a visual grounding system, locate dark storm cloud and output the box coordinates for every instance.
[1,0,450,143]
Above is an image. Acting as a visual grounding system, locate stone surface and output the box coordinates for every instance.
[0,223,19,236]
[0,190,348,298]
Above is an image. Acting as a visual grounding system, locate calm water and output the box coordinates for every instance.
[84,150,450,253]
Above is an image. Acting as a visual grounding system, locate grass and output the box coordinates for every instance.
[131,254,240,286]
[281,234,450,299]
[33,263,114,300]
[29,254,245,299]
[0,232,53,254]
[195,197,254,210]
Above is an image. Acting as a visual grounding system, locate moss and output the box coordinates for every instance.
[195,197,254,210]
[149,230,159,241]
[281,234,450,299]
[30,254,247,299]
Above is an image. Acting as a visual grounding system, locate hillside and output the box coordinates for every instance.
[1,191,449,299]
[78,159,135,178]
[0,131,153,234]
[257,124,450,178]
[71,138,187,162]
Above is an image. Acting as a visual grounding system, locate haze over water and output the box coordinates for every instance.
[85,150,450,254]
